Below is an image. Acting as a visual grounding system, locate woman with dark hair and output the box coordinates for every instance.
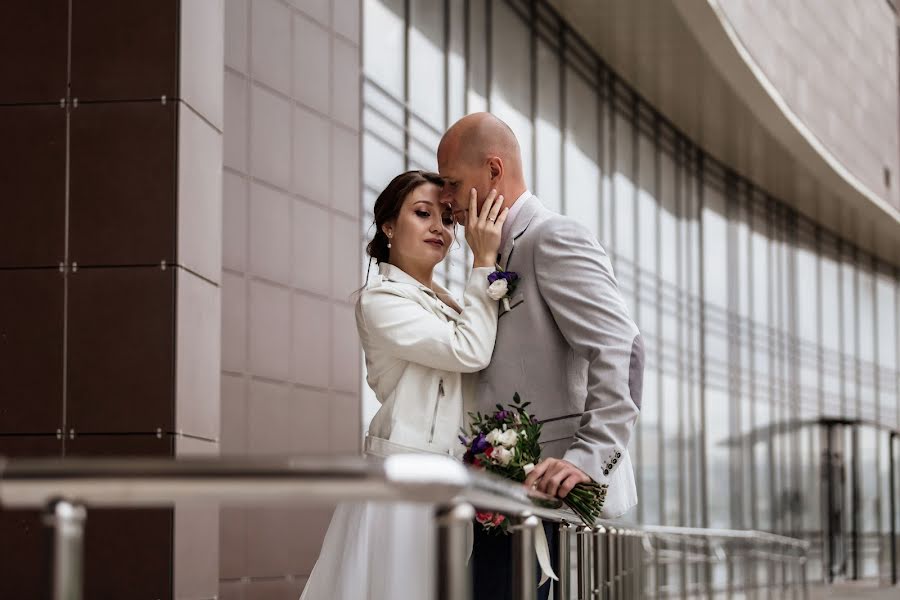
[300,171,508,600]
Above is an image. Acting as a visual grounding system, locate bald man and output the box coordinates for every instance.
[438,113,644,600]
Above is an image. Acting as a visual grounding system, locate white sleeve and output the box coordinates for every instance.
[357,266,499,373]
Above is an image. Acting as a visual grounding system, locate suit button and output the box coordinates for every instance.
[612,458,617,464]
[603,470,609,476]
[615,452,621,458]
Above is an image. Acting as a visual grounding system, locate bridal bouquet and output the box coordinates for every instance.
[459,393,607,533]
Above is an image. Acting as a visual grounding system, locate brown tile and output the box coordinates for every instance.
[71,0,178,101]
[84,507,173,599]
[0,436,62,600]
[65,433,173,457]
[0,0,68,103]
[0,270,64,433]
[0,105,66,267]
[69,101,177,266]
[66,267,175,433]
[63,435,174,599]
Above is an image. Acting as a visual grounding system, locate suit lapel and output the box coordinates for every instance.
[499,195,541,270]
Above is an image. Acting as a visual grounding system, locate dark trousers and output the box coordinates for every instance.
[471,520,559,600]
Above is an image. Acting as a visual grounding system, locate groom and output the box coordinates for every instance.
[437,113,644,600]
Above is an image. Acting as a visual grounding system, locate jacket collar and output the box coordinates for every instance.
[499,194,541,270]
[375,262,460,320]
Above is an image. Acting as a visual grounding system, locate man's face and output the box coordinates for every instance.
[437,146,491,225]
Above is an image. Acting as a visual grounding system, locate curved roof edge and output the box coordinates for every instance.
[675,0,900,263]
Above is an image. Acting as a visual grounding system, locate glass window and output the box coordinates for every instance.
[535,39,561,211]
[564,67,600,238]
[491,1,533,188]
[409,0,445,129]
[467,0,488,113]
[364,0,405,98]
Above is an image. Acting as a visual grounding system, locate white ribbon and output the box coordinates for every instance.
[535,522,558,586]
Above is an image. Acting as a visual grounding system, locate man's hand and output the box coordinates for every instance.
[523,458,591,499]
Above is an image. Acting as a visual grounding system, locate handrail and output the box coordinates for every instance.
[0,454,809,600]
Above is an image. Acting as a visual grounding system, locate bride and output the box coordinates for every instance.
[300,170,508,599]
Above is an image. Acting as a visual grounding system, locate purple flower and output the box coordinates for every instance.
[495,410,509,421]
[458,434,470,447]
[488,270,519,284]
[472,433,490,455]
[487,271,502,284]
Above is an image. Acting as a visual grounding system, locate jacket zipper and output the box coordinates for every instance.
[428,378,445,443]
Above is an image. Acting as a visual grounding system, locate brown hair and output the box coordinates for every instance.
[366,170,445,264]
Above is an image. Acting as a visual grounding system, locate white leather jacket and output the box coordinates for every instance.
[356,262,498,456]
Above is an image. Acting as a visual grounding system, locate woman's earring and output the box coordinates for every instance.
[387,233,392,249]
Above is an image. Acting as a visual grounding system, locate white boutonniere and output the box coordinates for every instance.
[487,265,519,311]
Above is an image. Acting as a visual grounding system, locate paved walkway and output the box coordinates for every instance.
[809,582,899,599]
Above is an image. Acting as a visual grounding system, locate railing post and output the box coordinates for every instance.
[556,522,575,600]
[591,526,606,599]
[606,527,617,599]
[43,499,87,600]
[512,513,540,600]
[435,502,474,600]
[576,526,593,600]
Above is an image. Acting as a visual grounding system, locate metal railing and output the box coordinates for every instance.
[0,454,809,600]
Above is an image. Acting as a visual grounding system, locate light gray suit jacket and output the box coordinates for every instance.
[476,195,644,516]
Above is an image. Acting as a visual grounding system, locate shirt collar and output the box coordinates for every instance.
[501,189,532,249]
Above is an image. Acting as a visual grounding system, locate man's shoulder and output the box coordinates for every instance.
[528,207,600,247]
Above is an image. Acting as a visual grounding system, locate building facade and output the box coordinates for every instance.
[1,1,899,598]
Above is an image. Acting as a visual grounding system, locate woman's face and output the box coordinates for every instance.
[384,182,456,270]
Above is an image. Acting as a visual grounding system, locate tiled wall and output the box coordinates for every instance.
[0,1,223,598]
[220,0,362,597]
[718,0,900,210]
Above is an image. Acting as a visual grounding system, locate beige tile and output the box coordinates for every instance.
[245,507,292,577]
[330,125,359,218]
[174,436,219,456]
[247,379,292,455]
[218,579,245,600]
[292,294,330,388]
[292,198,331,295]
[292,105,331,203]
[220,373,247,455]
[330,392,361,454]
[331,37,360,130]
[178,104,223,283]
[291,387,330,454]
[248,280,291,380]
[293,14,330,114]
[332,1,360,44]
[250,85,292,190]
[330,215,360,301]
[249,182,292,285]
[330,303,359,393]
[224,71,248,172]
[244,577,304,600]
[219,507,247,580]
[289,0,329,27]
[180,0,224,130]
[224,0,248,74]
[223,172,248,272]
[292,507,334,575]
[221,272,247,373]
[176,269,221,440]
[174,503,219,599]
[250,0,291,95]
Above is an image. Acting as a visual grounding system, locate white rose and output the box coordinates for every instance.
[493,447,513,466]
[498,429,518,447]
[485,428,504,446]
[487,279,508,300]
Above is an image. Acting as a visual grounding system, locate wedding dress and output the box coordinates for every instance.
[299,262,498,600]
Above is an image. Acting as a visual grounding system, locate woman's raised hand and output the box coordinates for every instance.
[465,188,508,268]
